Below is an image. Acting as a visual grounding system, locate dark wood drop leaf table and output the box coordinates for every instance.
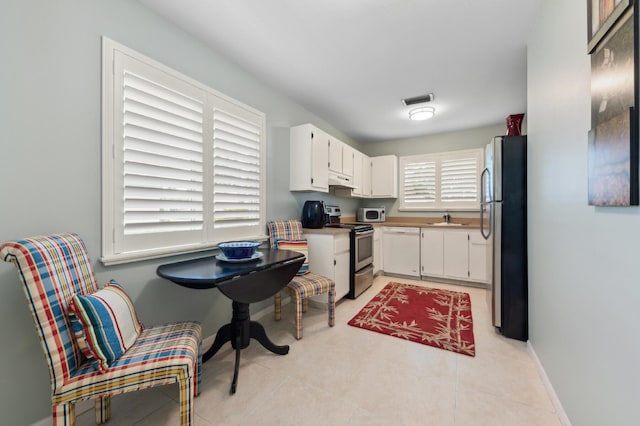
[156,249,304,394]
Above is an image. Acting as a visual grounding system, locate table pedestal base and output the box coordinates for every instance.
[203,301,289,394]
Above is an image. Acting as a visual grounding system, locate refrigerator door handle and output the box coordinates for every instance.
[480,168,492,240]
[481,202,493,240]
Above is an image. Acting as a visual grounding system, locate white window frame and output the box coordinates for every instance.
[399,148,484,211]
[101,38,266,265]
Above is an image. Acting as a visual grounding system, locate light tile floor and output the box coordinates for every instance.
[75,276,561,425]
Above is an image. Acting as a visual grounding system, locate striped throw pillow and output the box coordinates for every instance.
[68,309,94,361]
[276,239,310,275]
[68,281,143,371]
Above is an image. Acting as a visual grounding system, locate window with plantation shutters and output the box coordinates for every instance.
[102,38,265,264]
[399,149,483,211]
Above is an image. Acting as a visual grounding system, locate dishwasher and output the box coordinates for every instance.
[382,227,420,277]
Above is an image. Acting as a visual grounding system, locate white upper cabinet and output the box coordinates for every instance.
[337,150,372,198]
[351,149,364,197]
[370,155,398,198]
[328,137,354,179]
[342,143,355,177]
[328,136,343,175]
[290,124,329,192]
[361,153,372,197]
[291,123,388,197]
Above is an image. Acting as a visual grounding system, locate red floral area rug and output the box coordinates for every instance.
[348,282,475,356]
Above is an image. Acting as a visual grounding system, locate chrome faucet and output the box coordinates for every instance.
[443,210,451,224]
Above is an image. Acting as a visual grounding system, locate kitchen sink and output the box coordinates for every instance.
[431,222,463,226]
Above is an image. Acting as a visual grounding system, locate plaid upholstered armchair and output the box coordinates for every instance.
[0,234,202,425]
[267,220,335,339]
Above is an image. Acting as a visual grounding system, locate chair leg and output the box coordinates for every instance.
[178,376,195,426]
[294,293,303,340]
[302,297,308,313]
[95,396,111,424]
[328,284,336,327]
[53,402,75,426]
[274,291,282,321]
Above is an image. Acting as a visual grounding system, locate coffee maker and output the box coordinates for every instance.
[325,205,341,225]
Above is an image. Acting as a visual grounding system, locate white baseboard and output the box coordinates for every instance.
[527,341,572,426]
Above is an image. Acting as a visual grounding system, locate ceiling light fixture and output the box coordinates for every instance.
[408,106,435,121]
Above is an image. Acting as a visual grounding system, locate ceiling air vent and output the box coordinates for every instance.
[401,93,434,106]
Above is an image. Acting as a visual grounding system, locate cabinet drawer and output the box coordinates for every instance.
[335,234,350,253]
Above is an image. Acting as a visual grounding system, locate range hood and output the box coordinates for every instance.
[328,172,355,189]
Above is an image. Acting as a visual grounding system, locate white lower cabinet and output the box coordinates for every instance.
[468,231,491,282]
[305,232,350,301]
[373,226,383,275]
[420,228,491,284]
[420,229,444,276]
[443,230,469,280]
[383,227,420,277]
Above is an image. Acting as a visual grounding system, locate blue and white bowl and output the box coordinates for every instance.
[217,241,261,259]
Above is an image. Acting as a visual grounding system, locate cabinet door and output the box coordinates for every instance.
[306,233,350,301]
[306,234,333,278]
[371,155,398,198]
[334,250,350,300]
[333,233,350,299]
[328,137,342,174]
[342,144,354,177]
[290,124,328,192]
[443,230,469,279]
[351,150,363,196]
[362,154,372,198]
[469,231,491,283]
[373,226,383,274]
[420,229,444,276]
[310,128,329,191]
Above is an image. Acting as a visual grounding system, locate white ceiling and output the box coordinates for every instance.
[139,0,541,143]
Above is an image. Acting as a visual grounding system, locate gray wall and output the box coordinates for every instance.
[0,1,354,424]
[528,1,640,425]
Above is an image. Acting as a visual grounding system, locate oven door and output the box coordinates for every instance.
[354,229,374,271]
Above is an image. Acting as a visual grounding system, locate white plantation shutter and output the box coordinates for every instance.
[440,156,479,203]
[401,159,436,207]
[103,39,265,264]
[211,106,263,240]
[122,71,204,236]
[399,149,483,211]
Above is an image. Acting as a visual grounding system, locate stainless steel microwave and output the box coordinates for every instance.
[357,207,386,223]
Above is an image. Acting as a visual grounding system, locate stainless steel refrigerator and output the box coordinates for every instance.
[480,135,528,341]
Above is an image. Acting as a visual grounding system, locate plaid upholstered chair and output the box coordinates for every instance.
[0,233,202,426]
[267,220,335,339]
